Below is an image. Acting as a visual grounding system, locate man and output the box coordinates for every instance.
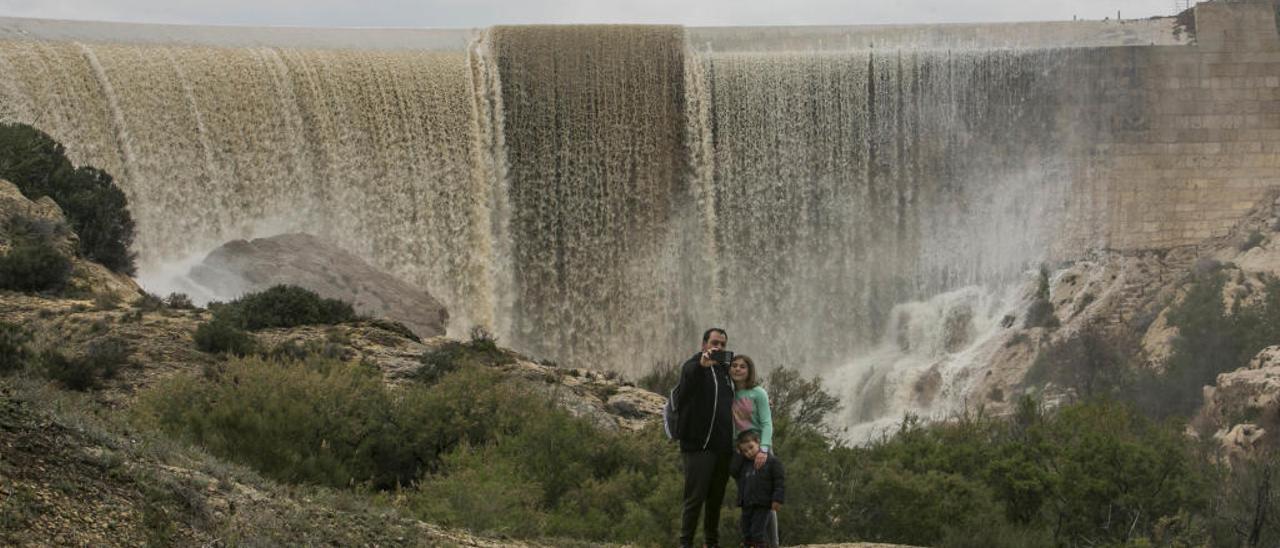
[673,327,735,548]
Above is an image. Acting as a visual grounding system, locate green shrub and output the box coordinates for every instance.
[414,333,513,385]
[1038,402,1209,546]
[193,319,256,356]
[0,123,136,274]
[139,358,538,490]
[1208,453,1280,547]
[164,293,195,310]
[94,291,122,311]
[1023,265,1059,328]
[637,360,679,395]
[134,292,165,312]
[57,166,135,274]
[411,449,547,537]
[259,338,351,362]
[0,321,30,375]
[40,337,129,391]
[1133,271,1280,419]
[214,285,356,330]
[767,366,843,439]
[467,325,499,352]
[1023,299,1059,328]
[0,239,72,293]
[1241,230,1266,251]
[1025,323,1135,399]
[0,123,70,196]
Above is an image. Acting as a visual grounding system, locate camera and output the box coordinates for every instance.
[709,350,734,366]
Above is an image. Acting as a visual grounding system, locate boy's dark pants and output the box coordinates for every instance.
[740,506,771,546]
[680,450,732,546]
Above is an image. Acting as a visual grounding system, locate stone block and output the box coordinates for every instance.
[1224,141,1262,154]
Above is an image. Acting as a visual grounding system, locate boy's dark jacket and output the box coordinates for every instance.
[673,353,735,453]
[732,453,786,508]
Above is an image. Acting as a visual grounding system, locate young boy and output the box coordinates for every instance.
[732,430,785,548]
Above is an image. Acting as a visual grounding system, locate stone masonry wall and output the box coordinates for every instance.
[1064,1,1280,252]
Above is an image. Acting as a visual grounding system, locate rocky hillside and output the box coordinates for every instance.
[0,176,672,546]
[0,291,666,545]
[0,381,534,547]
[947,188,1280,458]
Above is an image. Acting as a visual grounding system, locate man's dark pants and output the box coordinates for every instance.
[680,449,732,546]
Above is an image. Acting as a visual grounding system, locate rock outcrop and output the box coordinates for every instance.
[1193,345,1280,463]
[256,323,664,432]
[189,233,448,338]
[499,359,665,432]
[0,178,140,302]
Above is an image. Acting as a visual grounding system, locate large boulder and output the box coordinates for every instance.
[189,233,448,338]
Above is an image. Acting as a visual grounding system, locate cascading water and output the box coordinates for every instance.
[0,39,497,332]
[478,25,704,366]
[0,19,1139,437]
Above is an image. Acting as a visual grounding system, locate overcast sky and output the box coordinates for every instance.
[0,0,1187,28]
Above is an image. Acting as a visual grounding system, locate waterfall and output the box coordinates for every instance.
[0,20,1135,431]
[0,39,495,333]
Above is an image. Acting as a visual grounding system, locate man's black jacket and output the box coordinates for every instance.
[673,352,735,453]
[732,453,786,508]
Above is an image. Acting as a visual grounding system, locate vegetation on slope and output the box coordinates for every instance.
[0,123,136,275]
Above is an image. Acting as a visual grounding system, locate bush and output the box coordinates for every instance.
[0,321,30,375]
[0,123,136,275]
[259,338,351,362]
[214,285,356,330]
[41,337,130,391]
[637,360,680,396]
[1241,230,1266,251]
[1023,265,1060,329]
[767,366,843,439]
[414,332,513,385]
[134,292,165,312]
[193,319,256,356]
[0,239,72,293]
[1133,271,1280,419]
[139,358,537,489]
[1025,323,1136,400]
[164,293,195,310]
[94,291,122,311]
[135,340,1227,547]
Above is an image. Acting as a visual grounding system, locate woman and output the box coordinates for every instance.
[728,354,779,548]
[729,355,773,467]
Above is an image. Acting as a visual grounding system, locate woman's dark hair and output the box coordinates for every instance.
[731,354,759,389]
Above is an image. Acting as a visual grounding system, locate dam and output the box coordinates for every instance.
[1,1,1278,431]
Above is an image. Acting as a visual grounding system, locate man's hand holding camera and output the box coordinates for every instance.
[700,350,717,368]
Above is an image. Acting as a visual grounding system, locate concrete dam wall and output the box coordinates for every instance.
[0,1,1276,379]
